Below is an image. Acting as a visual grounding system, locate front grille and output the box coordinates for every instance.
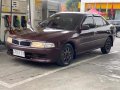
[25,53,46,59]
[12,39,31,46]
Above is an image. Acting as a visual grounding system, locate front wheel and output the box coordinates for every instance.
[101,37,112,54]
[57,44,74,66]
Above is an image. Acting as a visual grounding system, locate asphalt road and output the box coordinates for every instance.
[0,37,120,90]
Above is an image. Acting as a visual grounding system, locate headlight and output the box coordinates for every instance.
[7,37,12,43]
[31,42,55,48]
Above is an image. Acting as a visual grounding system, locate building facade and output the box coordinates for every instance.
[81,0,120,20]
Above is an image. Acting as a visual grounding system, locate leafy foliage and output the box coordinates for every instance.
[66,0,80,11]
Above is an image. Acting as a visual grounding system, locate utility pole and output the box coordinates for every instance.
[10,0,12,30]
[0,0,2,43]
[0,0,2,27]
[28,0,31,24]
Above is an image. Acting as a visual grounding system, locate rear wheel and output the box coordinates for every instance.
[101,37,112,54]
[57,44,74,66]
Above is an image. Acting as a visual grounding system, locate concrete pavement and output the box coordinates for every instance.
[0,38,120,90]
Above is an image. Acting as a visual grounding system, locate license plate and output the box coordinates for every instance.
[13,49,25,57]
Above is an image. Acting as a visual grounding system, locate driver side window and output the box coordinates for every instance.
[83,16,95,28]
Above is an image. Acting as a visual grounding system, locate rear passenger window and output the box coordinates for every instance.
[94,17,104,27]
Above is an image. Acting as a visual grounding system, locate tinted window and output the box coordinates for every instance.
[83,16,94,25]
[94,17,104,27]
[82,16,95,28]
[47,14,84,30]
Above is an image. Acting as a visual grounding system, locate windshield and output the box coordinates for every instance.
[46,13,84,31]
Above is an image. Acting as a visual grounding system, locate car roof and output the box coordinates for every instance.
[55,12,101,17]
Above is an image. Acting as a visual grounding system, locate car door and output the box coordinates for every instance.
[93,16,111,48]
[78,16,96,52]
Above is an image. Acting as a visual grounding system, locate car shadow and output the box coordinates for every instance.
[116,31,120,38]
[74,50,102,63]
[0,45,6,52]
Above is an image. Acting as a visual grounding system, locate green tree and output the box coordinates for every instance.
[66,0,80,11]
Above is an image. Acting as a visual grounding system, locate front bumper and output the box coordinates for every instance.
[7,43,61,63]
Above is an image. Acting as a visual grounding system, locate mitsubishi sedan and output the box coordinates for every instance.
[6,12,116,66]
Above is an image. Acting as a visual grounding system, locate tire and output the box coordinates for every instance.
[101,37,112,54]
[57,44,74,66]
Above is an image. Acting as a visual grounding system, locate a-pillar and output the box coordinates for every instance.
[29,0,35,29]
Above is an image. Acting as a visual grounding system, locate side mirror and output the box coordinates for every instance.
[81,25,90,30]
[88,24,96,28]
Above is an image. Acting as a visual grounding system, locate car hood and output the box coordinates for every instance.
[12,28,74,42]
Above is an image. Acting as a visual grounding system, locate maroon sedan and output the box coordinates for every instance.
[6,12,116,66]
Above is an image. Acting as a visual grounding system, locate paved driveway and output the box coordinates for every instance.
[0,38,120,90]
